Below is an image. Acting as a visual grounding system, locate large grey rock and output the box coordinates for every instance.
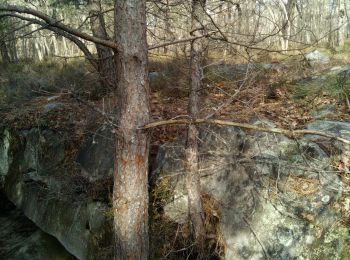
[305,50,330,64]
[0,128,112,260]
[156,122,350,259]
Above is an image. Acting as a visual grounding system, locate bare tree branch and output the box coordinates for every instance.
[148,31,217,50]
[0,13,98,69]
[0,4,118,49]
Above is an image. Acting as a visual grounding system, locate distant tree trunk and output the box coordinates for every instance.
[163,0,176,54]
[0,39,10,63]
[42,37,50,58]
[328,0,336,48]
[113,0,150,259]
[8,31,18,62]
[337,0,346,47]
[88,0,116,91]
[281,0,296,51]
[22,38,28,59]
[30,24,43,60]
[345,0,350,39]
[186,0,206,251]
[61,36,68,56]
[34,41,43,60]
[52,35,58,55]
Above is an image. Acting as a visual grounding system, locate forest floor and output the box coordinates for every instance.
[0,56,349,169]
[148,58,350,146]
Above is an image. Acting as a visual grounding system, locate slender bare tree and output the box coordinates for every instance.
[186,0,206,250]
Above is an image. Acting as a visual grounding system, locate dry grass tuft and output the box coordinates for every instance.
[149,181,225,259]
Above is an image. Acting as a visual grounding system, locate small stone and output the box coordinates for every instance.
[277,227,294,247]
[47,95,60,101]
[42,102,65,113]
[321,195,330,204]
[305,235,314,244]
[302,183,309,190]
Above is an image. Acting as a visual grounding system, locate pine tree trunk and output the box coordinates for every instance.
[113,0,150,259]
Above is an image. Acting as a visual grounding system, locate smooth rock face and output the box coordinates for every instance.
[0,129,11,185]
[0,128,111,260]
[156,122,350,259]
[76,126,114,181]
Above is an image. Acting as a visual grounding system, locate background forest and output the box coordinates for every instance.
[1,0,350,104]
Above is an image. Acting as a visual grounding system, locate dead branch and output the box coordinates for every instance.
[141,119,350,145]
[148,31,217,50]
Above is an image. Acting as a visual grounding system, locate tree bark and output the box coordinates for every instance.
[113,0,150,259]
[186,0,206,251]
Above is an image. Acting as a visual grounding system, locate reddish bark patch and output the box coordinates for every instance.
[135,154,145,168]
